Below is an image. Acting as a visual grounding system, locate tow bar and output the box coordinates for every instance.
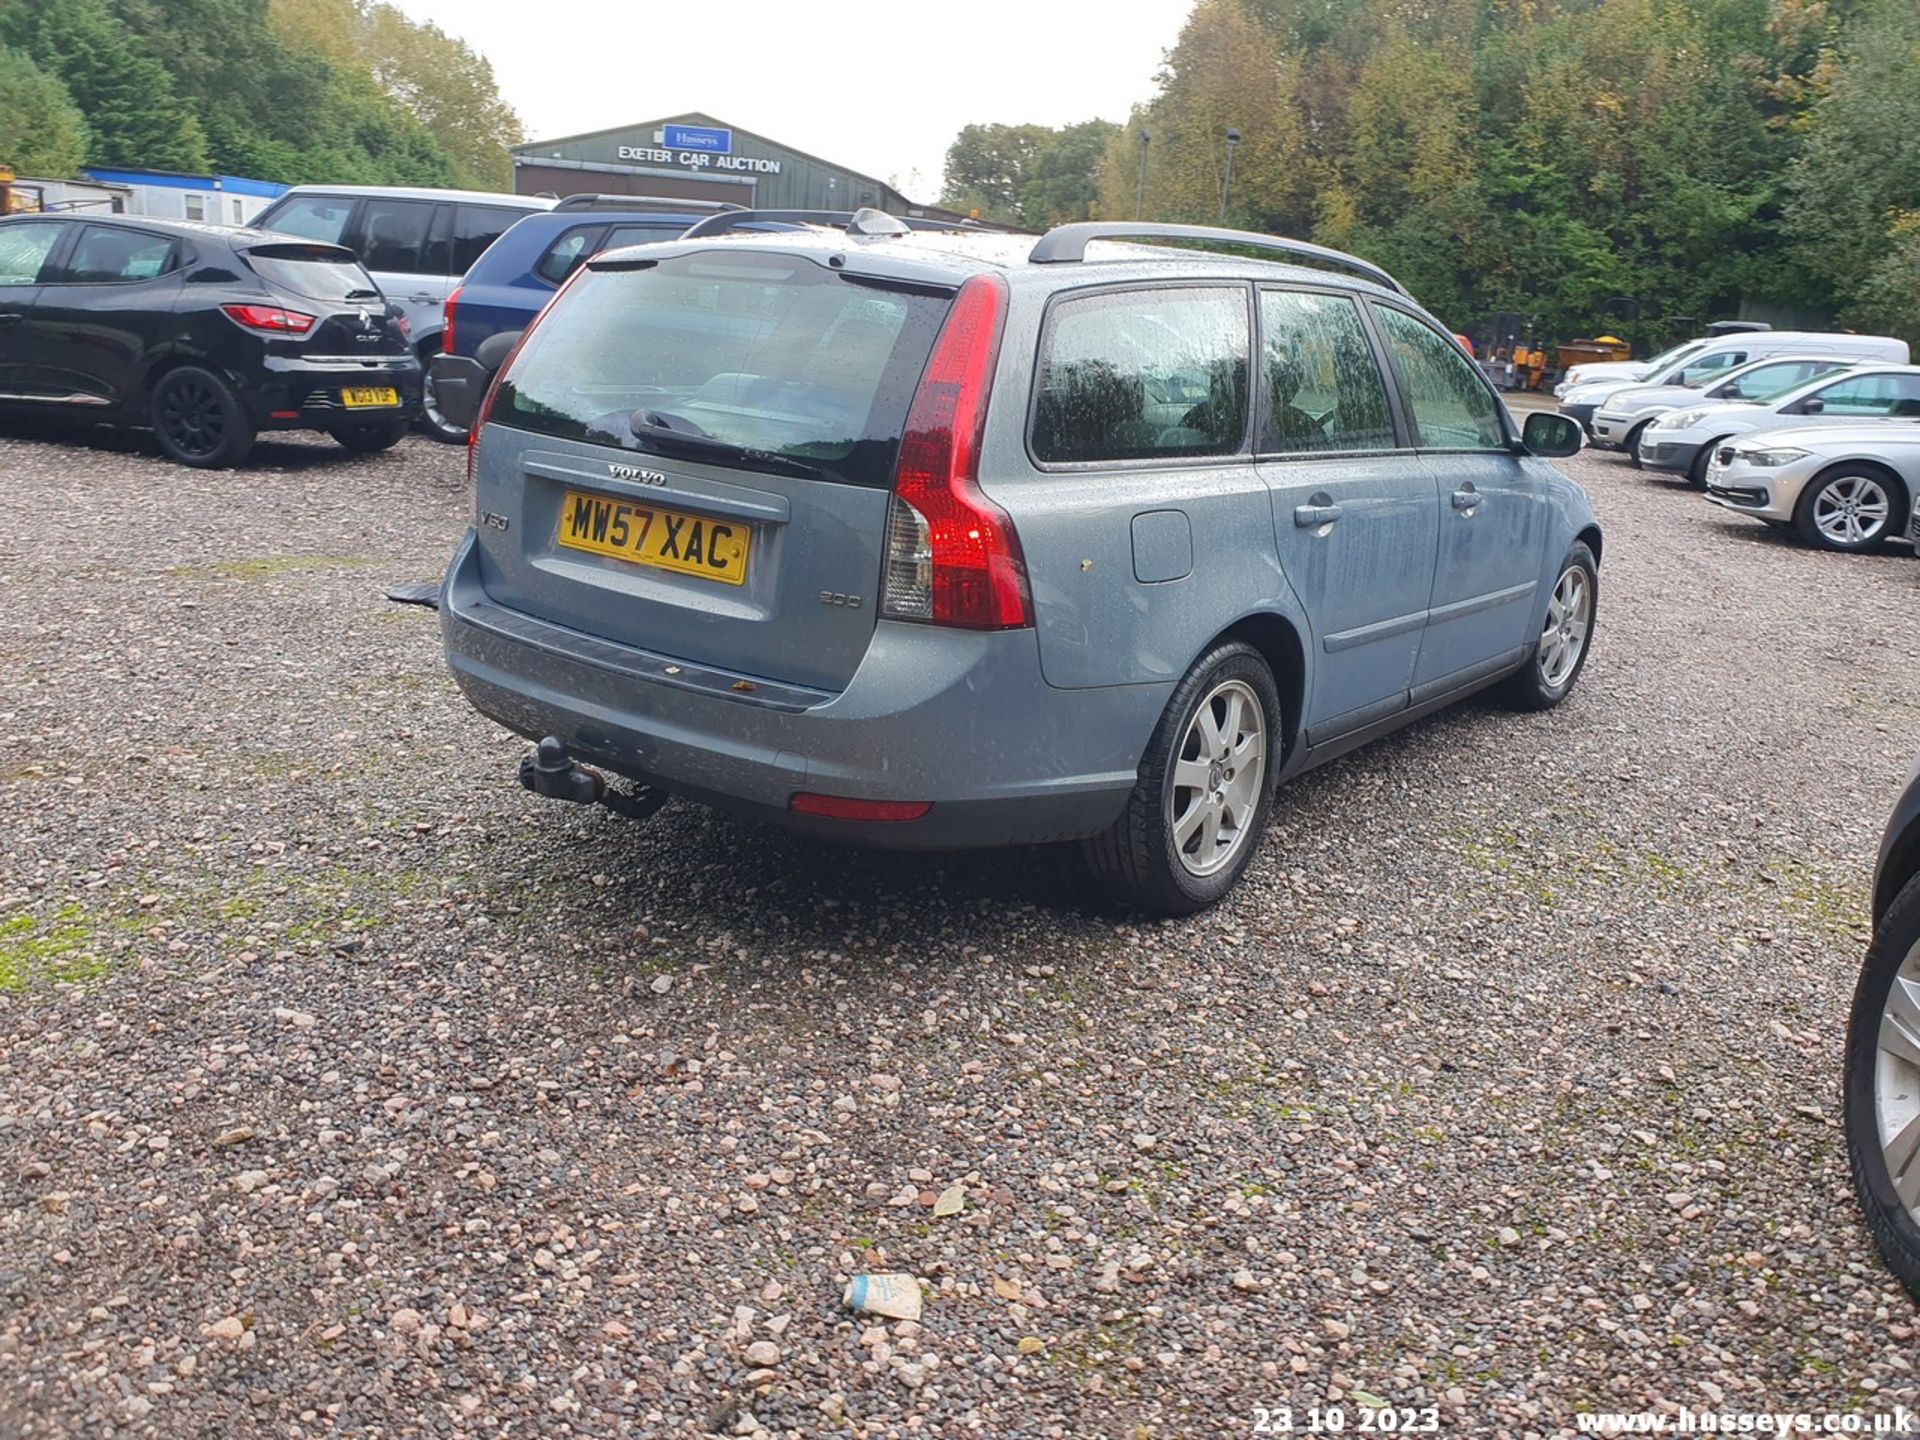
[517,736,669,821]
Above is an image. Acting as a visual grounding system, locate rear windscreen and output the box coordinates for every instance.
[243,245,380,302]
[493,250,952,487]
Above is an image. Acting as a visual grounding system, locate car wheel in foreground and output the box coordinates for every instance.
[1689,436,1731,489]
[330,418,409,453]
[1844,870,1920,1303]
[417,356,469,444]
[1796,466,1904,553]
[150,366,254,468]
[1502,542,1597,711]
[1625,421,1652,469]
[1085,640,1279,915]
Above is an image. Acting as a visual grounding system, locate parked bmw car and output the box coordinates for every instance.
[1703,419,1919,552]
[1638,364,1920,488]
[0,213,420,467]
[1589,354,1856,464]
[1845,758,1920,1303]
[435,211,1598,913]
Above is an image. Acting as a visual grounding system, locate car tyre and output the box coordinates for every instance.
[417,344,468,444]
[1794,464,1906,553]
[1501,542,1597,712]
[1624,420,1652,469]
[1688,436,1731,489]
[330,418,409,453]
[1084,640,1280,916]
[150,365,254,469]
[1844,869,1920,1304]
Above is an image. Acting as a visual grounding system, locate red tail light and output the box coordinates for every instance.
[443,285,461,354]
[880,272,1031,630]
[221,303,314,334]
[790,793,932,822]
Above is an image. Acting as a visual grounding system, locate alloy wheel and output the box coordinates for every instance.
[1168,678,1267,878]
[1875,936,1920,1220]
[1537,564,1592,690]
[157,374,226,460]
[1812,474,1891,547]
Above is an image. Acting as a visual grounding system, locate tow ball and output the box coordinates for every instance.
[517,736,669,821]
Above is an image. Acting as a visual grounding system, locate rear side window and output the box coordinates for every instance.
[263,195,354,245]
[356,199,434,274]
[1257,289,1395,453]
[0,222,69,285]
[535,223,688,286]
[493,250,951,488]
[1673,351,1744,385]
[1372,305,1505,450]
[447,204,521,276]
[243,245,380,302]
[63,227,177,283]
[1032,286,1249,464]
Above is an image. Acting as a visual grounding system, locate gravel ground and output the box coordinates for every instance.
[2,416,1918,1439]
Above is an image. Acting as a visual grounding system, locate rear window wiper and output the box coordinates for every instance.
[624,414,827,480]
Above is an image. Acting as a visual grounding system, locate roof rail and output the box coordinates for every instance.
[1028,222,1407,295]
[553,193,746,214]
[678,206,997,240]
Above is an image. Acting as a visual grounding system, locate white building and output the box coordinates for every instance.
[78,167,288,226]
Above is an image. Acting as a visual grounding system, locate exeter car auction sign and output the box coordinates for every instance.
[614,125,784,175]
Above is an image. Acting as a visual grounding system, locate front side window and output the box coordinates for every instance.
[63,227,177,283]
[1031,286,1249,464]
[1257,289,1396,453]
[1672,351,1744,386]
[494,250,950,488]
[1713,359,1842,402]
[356,198,434,274]
[1805,372,1920,417]
[0,222,68,285]
[1372,305,1506,449]
[263,194,354,245]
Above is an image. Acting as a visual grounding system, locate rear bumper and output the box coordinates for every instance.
[1638,437,1705,475]
[1557,402,1597,436]
[255,355,422,429]
[437,532,1160,849]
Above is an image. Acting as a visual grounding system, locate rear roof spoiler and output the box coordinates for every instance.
[553,194,746,214]
[1027,222,1407,295]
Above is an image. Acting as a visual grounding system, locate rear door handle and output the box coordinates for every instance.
[0,313,21,328]
[1452,487,1482,512]
[408,292,436,303]
[1294,501,1343,528]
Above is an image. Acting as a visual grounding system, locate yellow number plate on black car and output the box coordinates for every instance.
[340,387,399,408]
[555,489,750,586]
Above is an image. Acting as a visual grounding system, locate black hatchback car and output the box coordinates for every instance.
[0,213,421,467]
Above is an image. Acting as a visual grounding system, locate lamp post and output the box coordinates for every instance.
[1135,129,1150,221]
[1220,127,1241,224]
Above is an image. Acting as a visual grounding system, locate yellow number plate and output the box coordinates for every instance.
[555,489,750,586]
[341,387,399,408]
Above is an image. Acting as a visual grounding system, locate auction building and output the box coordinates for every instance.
[510,112,962,221]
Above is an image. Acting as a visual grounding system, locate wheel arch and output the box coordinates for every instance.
[1212,611,1306,765]
[1878,817,1920,924]
[1574,523,1603,566]
[1804,457,1910,523]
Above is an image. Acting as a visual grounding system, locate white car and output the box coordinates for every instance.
[1590,355,1856,458]
[1638,365,1920,487]
[1703,421,1920,552]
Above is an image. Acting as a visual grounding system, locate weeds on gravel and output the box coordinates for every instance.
[0,905,119,990]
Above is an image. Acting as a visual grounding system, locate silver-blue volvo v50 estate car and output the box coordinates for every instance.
[438,212,1599,913]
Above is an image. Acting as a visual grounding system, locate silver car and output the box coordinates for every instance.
[1703,420,1920,551]
[439,214,1599,913]
[1590,355,1856,460]
[1639,365,1920,487]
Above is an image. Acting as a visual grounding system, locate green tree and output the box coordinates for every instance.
[4,0,208,171]
[0,43,90,176]
[353,2,521,190]
[941,123,1052,222]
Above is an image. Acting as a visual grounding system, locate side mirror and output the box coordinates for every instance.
[1521,411,1583,458]
[1798,396,1825,415]
[475,329,523,377]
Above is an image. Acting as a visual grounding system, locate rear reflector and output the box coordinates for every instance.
[789,793,932,822]
[222,303,315,334]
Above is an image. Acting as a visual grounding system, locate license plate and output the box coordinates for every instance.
[555,489,749,586]
[341,387,399,408]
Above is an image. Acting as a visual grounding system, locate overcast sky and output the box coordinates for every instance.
[385,0,1187,201]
